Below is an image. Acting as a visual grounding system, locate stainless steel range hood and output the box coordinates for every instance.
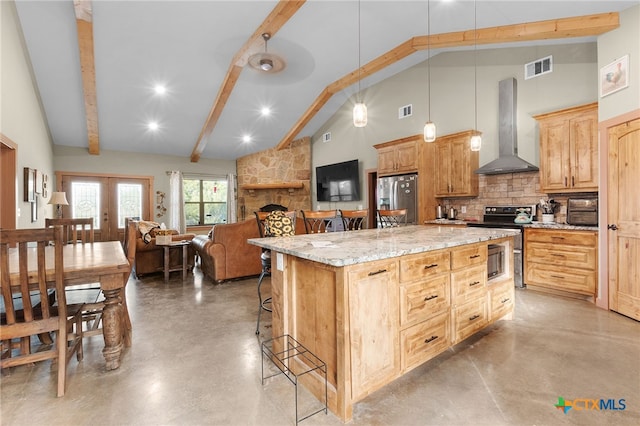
[475,78,539,175]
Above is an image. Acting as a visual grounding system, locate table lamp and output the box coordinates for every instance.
[48,191,69,218]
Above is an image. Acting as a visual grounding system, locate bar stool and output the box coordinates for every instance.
[254,210,296,335]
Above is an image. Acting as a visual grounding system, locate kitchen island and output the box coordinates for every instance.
[249,225,518,422]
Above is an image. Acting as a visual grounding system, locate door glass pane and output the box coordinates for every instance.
[118,183,142,228]
[71,182,100,229]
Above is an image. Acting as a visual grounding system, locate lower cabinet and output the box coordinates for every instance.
[524,228,597,297]
[401,311,450,371]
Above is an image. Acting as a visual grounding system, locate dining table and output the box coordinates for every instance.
[7,240,130,370]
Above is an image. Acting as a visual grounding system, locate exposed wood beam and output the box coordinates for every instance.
[276,12,619,151]
[74,0,100,155]
[190,0,306,163]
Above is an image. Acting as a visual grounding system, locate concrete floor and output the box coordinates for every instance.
[1,265,639,426]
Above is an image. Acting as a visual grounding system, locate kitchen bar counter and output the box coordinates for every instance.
[424,219,597,231]
[249,226,517,422]
[248,225,518,267]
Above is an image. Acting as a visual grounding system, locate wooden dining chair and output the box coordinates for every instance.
[254,210,296,335]
[301,210,339,233]
[0,226,83,397]
[339,209,368,231]
[377,209,408,228]
[45,218,94,245]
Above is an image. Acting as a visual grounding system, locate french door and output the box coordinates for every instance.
[58,173,152,242]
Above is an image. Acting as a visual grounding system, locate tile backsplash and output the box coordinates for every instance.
[437,172,597,223]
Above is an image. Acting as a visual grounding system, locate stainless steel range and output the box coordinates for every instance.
[466,205,535,288]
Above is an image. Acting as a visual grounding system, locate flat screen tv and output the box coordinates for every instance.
[316,159,361,202]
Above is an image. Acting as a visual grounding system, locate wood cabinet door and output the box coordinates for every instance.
[377,146,397,175]
[449,138,472,196]
[540,118,571,192]
[395,141,418,173]
[570,111,598,190]
[608,117,640,321]
[347,259,400,400]
[434,142,451,196]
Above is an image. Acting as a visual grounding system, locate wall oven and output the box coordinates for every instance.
[467,205,534,288]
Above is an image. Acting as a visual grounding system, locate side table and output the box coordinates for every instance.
[163,240,191,283]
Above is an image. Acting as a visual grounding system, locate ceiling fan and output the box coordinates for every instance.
[248,33,286,73]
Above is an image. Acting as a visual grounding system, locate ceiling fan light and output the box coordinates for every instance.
[424,121,436,142]
[353,102,367,127]
[470,134,482,151]
[259,58,273,71]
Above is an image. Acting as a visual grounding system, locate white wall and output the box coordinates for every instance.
[598,4,640,121]
[1,1,56,228]
[312,42,600,209]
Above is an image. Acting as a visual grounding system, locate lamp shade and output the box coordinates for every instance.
[353,102,367,127]
[470,135,482,152]
[48,191,69,206]
[424,122,436,142]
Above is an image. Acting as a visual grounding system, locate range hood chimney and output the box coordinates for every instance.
[475,78,539,175]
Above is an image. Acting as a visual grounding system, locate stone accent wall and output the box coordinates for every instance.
[236,137,311,221]
[438,172,585,223]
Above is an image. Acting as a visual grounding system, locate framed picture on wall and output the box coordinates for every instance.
[23,167,35,202]
[35,170,43,194]
[600,55,629,97]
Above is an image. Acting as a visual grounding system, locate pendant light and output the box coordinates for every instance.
[470,0,482,151]
[353,0,367,127]
[423,0,436,142]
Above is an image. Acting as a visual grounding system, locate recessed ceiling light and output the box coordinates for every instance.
[242,135,252,143]
[154,85,166,95]
[261,107,271,116]
[148,121,159,131]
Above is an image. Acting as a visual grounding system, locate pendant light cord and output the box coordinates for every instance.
[427,0,431,122]
[474,0,478,132]
[357,0,361,102]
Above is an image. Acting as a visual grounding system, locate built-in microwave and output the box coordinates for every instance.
[487,244,505,279]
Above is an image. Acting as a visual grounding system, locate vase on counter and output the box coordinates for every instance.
[542,213,554,223]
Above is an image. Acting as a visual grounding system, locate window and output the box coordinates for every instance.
[183,178,227,226]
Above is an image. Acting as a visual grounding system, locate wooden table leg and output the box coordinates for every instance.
[164,245,170,282]
[101,288,123,370]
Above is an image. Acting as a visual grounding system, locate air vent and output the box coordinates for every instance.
[525,55,552,80]
[398,104,412,119]
[322,132,331,143]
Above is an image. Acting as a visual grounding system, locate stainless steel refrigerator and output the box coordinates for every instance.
[377,173,418,225]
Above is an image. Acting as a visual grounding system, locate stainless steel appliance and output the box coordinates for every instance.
[377,173,418,225]
[567,197,598,226]
[487,244,505,279]
[467,205,535,288]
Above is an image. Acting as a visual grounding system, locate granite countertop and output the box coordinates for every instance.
[424,219,598,231]
[248,225,519,267]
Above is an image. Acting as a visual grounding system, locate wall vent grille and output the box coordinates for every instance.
[525,55,553,80]
[398,104,412,119]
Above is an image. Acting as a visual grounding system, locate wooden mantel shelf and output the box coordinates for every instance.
[241,182,304,195]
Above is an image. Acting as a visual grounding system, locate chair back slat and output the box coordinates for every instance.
[339,209,368,231]
[255,211,297,238]
[45,218,94,244]
[301,210,339,234]
[377,209,408,228]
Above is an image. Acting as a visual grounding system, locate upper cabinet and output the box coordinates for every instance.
[534,102,598,193]
[434,130,480,198]
[374,136,419,176]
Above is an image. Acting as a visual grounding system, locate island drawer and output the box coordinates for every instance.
[451,243,487,269]
[400,250,450,283]
[399,274,450,327]
[489,280,514,321]
[453,297,488,344]
[400,311,450,372]
[451,264,487,304]
[526,242,595,270]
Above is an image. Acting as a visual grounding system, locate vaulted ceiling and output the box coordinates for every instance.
[14,0,638,162]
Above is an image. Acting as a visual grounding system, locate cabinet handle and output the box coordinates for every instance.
[501,298,510,304]
[550,274,564,279]
[552,236,565,240]
[368,269,388,276]
[469,314,480,321]
[470,254,480,259]
[424,335,439,344]
[551,253,565,257]
[424,295,438,301]
[572,176,575,187]
[469,281,481,287]
[424,264,438,269]
[564,177,568,187]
